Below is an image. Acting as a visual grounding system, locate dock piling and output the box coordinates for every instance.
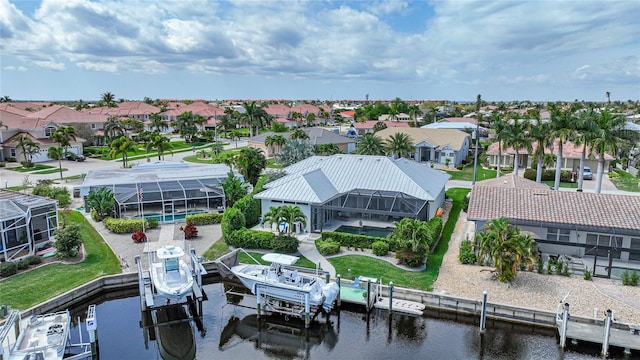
[602,309,612,358]
[480,290,488,333]
[388,281,394,314]
[560,303,569,349]
[336,275,341,308]
[256,287,262,319]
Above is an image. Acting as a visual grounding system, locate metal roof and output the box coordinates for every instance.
[80,161,237,196]
[256,155,450,204]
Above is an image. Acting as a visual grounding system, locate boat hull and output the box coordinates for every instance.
[6,311,70,360]
[150,260,194,301]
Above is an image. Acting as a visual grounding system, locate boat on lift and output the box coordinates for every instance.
[149,245,194,302]
[228,252,340,312]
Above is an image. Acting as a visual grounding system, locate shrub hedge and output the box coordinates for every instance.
[315,240,341,255]
[459,239,476,264]
[225,228,298,253]
[103,217,158,234]
[320,231,399,251]
[523,168,571,182]
[185,212,223,225]
[233,195,261,227]
[221,207,246,239]
[0,262,18,277]
[371,241,389,256]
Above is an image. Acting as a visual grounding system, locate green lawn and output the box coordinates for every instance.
[8,164,56,173]
[201,242,316,269]
[32,168,69,175]
[266,158,283,169]
[327,188,469,291]
[609,169,640,192]
[446,164,497,181]
[181,148,244,164]
[0,211,121,310]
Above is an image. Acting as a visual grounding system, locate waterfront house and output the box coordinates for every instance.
[254,154,450,233]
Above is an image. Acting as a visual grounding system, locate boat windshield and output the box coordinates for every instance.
[165,258,179,272]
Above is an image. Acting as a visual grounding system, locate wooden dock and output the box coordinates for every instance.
[563,320,640,353]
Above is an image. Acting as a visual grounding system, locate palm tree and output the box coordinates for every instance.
[149,113,168,133]
[103,116,125,144]
[408,104,421,127]
[100,92,116,107]
[475,217,537,282]
[503,114,532,176]
[52,126,77,157]
[590,109,639,193]
[574,108,598,191]
[47,146,65,180]
[265,134,287,155]
[221,171,248,207]
[290,128,309,140]
[529,120,553,183]
[491,113,508,177]
[385,132,413,159]
[355,133,385,155]
[373,121,387,132]
[605,91,611,105]
[173,111,201,143]
[14,134,40,165]
[388,218,433,256]
[548,103,578,190]
[262,205,307,236]
[305,113,317,127]
[242,101,267,137]
[235,147,266,186]
[109,136,136,168]
[145,133,173,160]
[315,143,341,156]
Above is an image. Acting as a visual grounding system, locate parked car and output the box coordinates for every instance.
[66,154,86,162]
[582,166,593,180]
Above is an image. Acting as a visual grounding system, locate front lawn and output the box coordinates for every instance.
[446,164,497,181]
[0,210,121,310]
[609,169,640,192]
[8,164,56,173]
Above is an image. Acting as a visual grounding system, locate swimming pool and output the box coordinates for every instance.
[133,209,209,222]
[334,225,394,238]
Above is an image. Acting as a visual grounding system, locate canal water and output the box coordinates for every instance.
[64,282,637,360]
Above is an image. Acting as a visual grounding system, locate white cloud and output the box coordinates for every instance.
[3,65,27,71]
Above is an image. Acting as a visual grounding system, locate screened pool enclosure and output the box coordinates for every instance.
[80,162,235,223]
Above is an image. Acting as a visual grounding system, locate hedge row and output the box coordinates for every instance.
[315,239,340,255]
[320,231,399,251]
[523,168,572,182]
[0,256,42,277]
[185,212,223,225]
[225,228,298,253]
[103,217,158,234]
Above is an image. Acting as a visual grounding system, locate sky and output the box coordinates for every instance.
[1,0,639,103]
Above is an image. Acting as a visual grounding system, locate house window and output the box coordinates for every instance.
[546,228,570,242]
[91,123,96,129]
[10,149,16,157]
[44,127,56,137]
[585,233,622,259]
[630,238,640,262]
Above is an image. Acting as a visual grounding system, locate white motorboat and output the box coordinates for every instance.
[1,310,70,360]
[229,252,340,312]
[150,245,194,302]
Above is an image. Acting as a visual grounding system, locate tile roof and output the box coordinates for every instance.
[290,104,319,114]
[467,186,640,232]
[256,154,450,204]
[0,110,39,129]
[353,120,410,129]
[442,117,477,124]
[249,127,355,144]
[374,128,469,151]
[0,104,31,116]
[264,104,291,117]
[475,174,550,190]
[26,105,108,124]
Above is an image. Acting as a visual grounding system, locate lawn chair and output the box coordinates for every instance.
[351,276,360,288]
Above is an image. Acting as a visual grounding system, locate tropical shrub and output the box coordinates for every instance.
[54,224,82,258]
[182,222,199,239]
[86,187,116,221]
[185,212,223,225]
[583,268,593,280]
[458,240,476,264]
[32,184,71,207]
[395,250,426,268]
[233,195,261,227]
[315,240,341,255]
[26,255,42,265]
[224,228,298,253]
[131,230,147,243]
[16,259,30,270]
[621,270,639,286]
[371,241,389,256]
[103,217,157,234]
[221,207,245,239]
[0,262,18,277]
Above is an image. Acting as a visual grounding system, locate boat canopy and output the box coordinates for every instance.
[157,245,186,259]
[262,253,299,265]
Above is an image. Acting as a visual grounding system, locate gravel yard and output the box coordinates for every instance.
[432,212,640,324]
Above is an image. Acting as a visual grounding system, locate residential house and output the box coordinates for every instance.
[255,154,450,233]
[353,120,410,136]
[264,104,291,119]
[378,113,410,122]
[0,190,59,262]
[485,139,614,173]
[375,128,471,167]
[248,127,356,158]
[467,175,640,278]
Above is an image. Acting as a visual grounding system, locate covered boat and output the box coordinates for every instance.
[1,310,70,360]
[227,252,340,312]
[150,245,194,302]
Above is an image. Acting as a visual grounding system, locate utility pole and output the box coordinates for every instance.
[472,94,481,185]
